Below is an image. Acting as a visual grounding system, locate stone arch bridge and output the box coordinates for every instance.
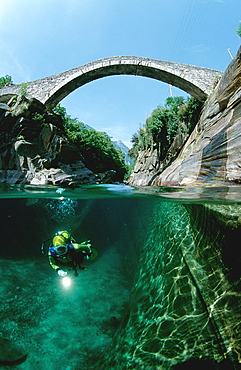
[0,56,222,109]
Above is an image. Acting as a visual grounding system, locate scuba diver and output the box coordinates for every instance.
[48,230,97,277]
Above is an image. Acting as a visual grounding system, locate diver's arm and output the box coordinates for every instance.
[48,255,67,276]
[48,254,60,270]
[73,242,92,255]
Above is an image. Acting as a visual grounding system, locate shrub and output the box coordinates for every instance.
[0,75,13,88]
[129,96,203,160]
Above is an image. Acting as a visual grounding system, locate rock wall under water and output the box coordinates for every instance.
[102,201,241,369]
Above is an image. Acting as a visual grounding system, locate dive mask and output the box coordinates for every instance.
[54,245,68,256]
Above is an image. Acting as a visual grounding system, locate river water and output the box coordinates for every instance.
[0,184,241,369]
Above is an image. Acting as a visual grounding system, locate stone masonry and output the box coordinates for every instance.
[0,56,223,109]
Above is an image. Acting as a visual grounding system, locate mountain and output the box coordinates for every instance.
[112,140,134,165]
[82,124,134,166]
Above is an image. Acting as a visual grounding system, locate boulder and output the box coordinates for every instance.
[0,96,105,186]
[11,96,46,118]
[29,161,99,186]
[0,103,9,112]
[0,337,28,366]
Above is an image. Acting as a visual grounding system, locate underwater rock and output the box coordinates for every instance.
[0,337,28,365]
[101,201,241,368]
[204,203,241,229]
[172,358,241,369]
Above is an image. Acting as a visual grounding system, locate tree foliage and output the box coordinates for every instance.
[129,96,203,160]
[53,104,127,181]
[237,23,241,37]
[0,75,13,88]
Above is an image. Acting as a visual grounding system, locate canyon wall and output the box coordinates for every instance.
[0,97,113,186]
[129,46,241,187]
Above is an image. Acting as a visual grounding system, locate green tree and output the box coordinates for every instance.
[77,129,127,178]
[129,131,141,159]
[237,23,241,37]
[145,107,169,158]
[53,103,83,130]
[0,75,13,88]
[165,96,185,113]
[129,96,203,161]
[145,100,184,158]
[52,103,127,181]
[178,96,203,133]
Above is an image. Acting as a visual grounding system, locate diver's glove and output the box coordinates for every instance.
[83,240,91,247]
[84,248,92,259]
[57,269,67,277]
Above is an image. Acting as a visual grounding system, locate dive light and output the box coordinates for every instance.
[62,276,71,288]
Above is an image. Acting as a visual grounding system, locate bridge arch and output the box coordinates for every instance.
[0,56,222,109]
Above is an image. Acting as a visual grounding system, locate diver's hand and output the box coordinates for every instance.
[85,249,92,259]
[58,270,67,277]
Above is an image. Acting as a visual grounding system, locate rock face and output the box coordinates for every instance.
[102,201,241,369]
[0,96,100,186]
[129,46,241,186]
[129,132,188,186]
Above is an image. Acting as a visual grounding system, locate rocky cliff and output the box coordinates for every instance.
[129,46,241,187]
[0,96,115,186]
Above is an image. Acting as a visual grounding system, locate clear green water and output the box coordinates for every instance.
[0,184,240,369]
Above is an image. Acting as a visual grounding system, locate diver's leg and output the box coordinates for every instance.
[74,253,85,270]
[72,262,79,277]
[74,269,79,277]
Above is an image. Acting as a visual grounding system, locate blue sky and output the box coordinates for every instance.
[0,0,240,147]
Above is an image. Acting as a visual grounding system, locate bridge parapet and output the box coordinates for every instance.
[0,56,223,108]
